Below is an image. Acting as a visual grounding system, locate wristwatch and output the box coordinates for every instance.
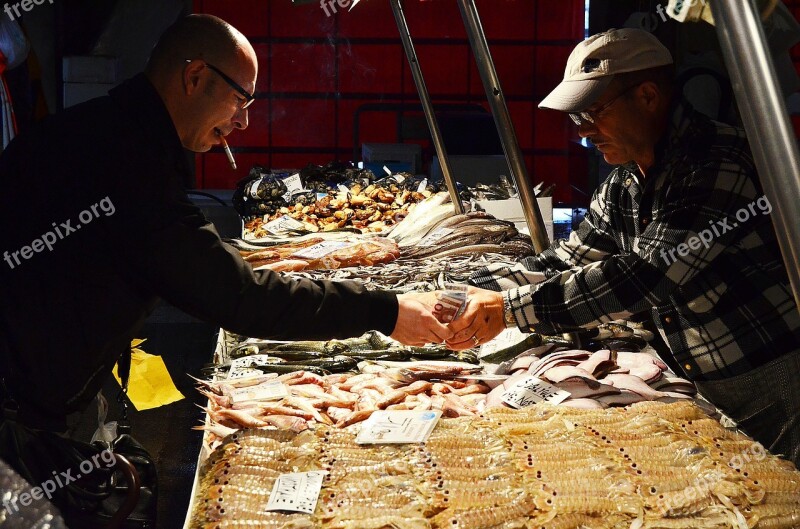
[502,295,517,329]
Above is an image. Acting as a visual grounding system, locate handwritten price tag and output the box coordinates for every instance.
[264,215,305,235]
[502,376,571,409]
[230,381,288,404]
[292,241,354,259]
[356,410,442,444]
[280,173,304,202]
[266,471,326,514]
[418,227,454,247]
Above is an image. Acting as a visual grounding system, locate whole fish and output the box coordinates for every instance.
[480,334,544,364]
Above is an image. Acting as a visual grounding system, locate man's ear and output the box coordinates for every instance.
[637,81,661,111]
[183,61,205,96]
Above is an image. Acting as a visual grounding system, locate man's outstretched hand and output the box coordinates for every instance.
[390,292,453,346]
[436,287,505,350]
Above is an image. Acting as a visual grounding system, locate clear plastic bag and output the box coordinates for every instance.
[0,18,30,71]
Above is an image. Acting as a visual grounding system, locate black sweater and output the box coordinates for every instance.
[0,74,397,429]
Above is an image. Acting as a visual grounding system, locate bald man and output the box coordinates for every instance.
[0,15,450,434]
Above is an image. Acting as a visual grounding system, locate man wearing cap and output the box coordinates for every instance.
[444,28,800,465]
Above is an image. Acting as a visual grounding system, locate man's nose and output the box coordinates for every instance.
[577,121,596,138]
[233,107,249,130]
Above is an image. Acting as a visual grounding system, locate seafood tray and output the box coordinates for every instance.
[188,402,800,529]
[183,329,228,529]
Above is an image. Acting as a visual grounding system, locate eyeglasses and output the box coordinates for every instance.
[185,59,255,109]
[569,83,639,126]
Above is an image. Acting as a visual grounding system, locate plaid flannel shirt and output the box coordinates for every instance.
[470,99,800,381]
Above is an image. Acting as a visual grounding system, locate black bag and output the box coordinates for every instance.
[0,347,158,529]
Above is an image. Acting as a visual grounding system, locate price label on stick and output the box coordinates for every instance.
[229,381,288,404]
[266,471,326,514]
[418,227,453,247]
[280,173,303,202]
[356,410,442,444]
[292,241,355,259]
[502,376,571,409]
[264,215,305,235]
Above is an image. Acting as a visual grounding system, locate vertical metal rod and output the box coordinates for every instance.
[389,0,464,214]
[711,0,800,311]
[456,0,550,252]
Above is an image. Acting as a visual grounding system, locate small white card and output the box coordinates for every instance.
[292,241,354,259]
[230,381,288,404]
[479,327,528,359]
[502,376,571,409]
[282,173,303,193]
[227,354,280,379]
[266,471,326,514]
[356,410,441,444]
[264,215,305,235]
[280,173,304,202]
[418,227,454,247]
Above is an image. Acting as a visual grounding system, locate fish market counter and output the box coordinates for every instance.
[181,192,800,528]
[183,323,800,529]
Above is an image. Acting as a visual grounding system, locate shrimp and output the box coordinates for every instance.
[327,516,430,529]
[536,493,641,515]
[430,492,535,529]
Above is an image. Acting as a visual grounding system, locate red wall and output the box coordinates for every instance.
[788,0,800,137]
[192,0,586,204]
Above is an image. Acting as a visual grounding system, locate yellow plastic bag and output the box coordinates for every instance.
[112,339,185,411]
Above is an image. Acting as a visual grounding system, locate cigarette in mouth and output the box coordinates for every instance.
[218,131,237,170]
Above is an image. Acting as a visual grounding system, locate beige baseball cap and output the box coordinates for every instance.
[539,28,673,112]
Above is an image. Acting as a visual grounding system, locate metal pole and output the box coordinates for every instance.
[456,0,550,252]
[711,0,800,310]
[389,0,464,214]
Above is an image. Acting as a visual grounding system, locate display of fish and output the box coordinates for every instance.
[485,346,697,411]
[226,332,480,367]
[191,403,800,528]
[385,194,535,260]
[285,253,520,293]
[238,236,401,271]
[195,367,491,442]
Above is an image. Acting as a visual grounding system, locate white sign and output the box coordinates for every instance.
[280,173,304,202]
[266,471,326,514]
[227,354,281,379]
[230,381,288,404]
[501,376,571,409]
[356,410,441,444]
[264,215,305,235]
[478,327,528,359]
[418,227,454,247]
[292,241,355,259]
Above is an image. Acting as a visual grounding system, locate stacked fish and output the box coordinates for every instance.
[195,365,490,448]
[219,331,479,375]
[235,236,400,271]
[191,402,800,529]
[389,193,534,260]
[285,253,519,294]
[486,348,697,411]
